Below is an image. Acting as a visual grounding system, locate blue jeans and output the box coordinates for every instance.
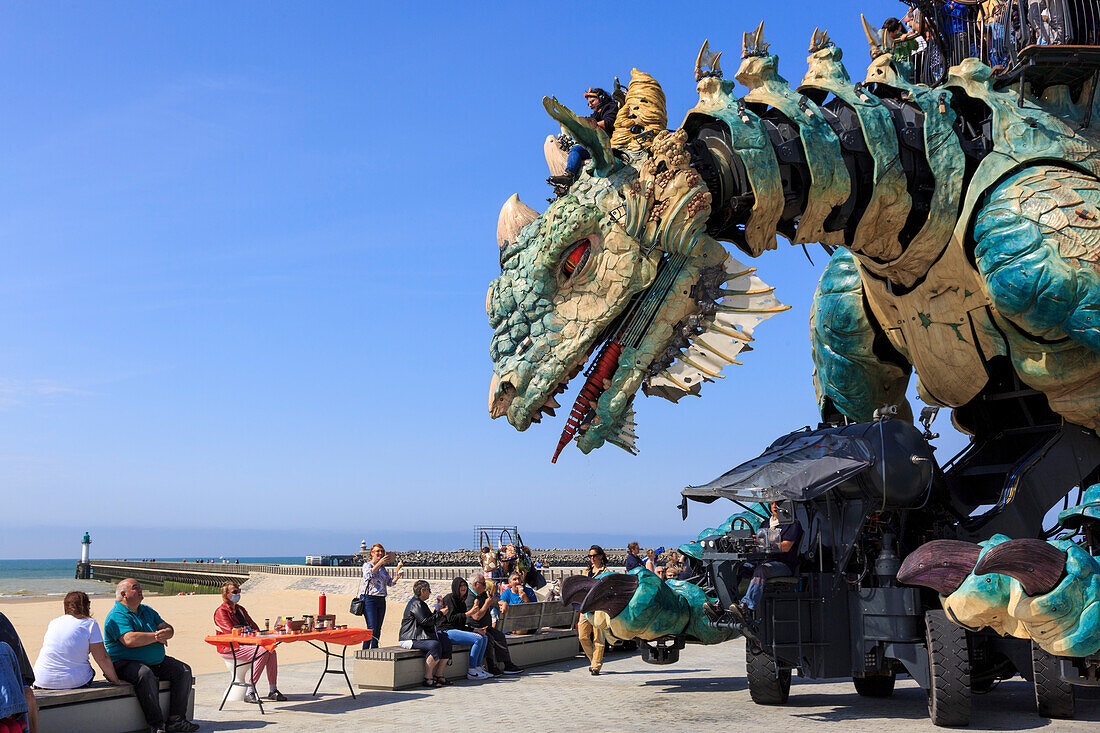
[566,145,590,175]
[743,561,792,611]
[362,595,386,649]
[441,629,488,668]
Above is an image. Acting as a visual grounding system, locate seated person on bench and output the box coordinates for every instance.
[739,502,803,616]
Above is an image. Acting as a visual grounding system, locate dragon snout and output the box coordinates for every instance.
[488,373,516,419]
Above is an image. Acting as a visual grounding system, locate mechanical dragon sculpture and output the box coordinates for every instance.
[486,20,1100,661]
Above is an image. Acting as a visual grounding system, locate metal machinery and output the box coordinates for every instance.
[671,407,1099,726]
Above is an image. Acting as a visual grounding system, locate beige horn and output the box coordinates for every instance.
[497,193,539,250]
[544,135,568,176]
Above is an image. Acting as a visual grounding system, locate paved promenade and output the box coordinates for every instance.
[191,643,1100,732]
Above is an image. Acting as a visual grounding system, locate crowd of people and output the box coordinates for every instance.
[0,534,721,731]
[877,1,1093,83]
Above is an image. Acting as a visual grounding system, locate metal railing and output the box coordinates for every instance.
[86,559,586,584]
[886,0,1100,86]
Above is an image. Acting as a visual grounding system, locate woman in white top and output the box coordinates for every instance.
[33,591,120,689]
[358,543,403,650]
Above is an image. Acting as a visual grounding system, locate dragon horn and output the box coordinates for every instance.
[973,538,1067,596]
[695,39,710,81]
[809,27,831,52]
[497,193,538,251]
[742,21,769,59]
[542,96,616,177]
[861,14,885,57]
[897,540,982,596]
[694,39,723,81]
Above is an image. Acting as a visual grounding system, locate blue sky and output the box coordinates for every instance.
[0,1,965,559]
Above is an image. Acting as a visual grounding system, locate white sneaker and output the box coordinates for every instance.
[466,670,481,680]
[477,666,495,678]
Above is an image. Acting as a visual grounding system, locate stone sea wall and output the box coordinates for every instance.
[379,548,641,567]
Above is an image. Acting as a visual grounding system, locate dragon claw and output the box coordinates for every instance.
[973,538,1067,596]
[578,573,639,616]
[897,539,982,595]
[559,575,599,608]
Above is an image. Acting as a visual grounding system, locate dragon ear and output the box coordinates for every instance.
[543,96,616,177]
[497,194,538,250]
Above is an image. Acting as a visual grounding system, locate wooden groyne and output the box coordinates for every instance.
[86,560,585,593]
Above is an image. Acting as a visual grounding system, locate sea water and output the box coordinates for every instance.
[0,558,301,600]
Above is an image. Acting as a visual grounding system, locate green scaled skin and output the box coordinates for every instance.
[600,568,735,646]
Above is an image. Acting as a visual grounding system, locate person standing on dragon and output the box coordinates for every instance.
[486,16,1100,667]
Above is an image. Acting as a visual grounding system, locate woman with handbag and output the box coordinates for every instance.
[357,543,403,650]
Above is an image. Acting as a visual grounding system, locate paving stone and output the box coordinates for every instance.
[191,642,1100,731]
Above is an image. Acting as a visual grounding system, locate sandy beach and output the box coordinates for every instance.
[0,588,404,676]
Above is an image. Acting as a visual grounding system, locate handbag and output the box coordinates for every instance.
[349,595,365,616]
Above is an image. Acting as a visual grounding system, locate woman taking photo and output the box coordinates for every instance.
[359,543,403,650]
[213,581,285,703]
[32,591,121,689]
[397,580,452,688]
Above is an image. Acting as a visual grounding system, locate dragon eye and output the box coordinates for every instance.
[560,238,592,283]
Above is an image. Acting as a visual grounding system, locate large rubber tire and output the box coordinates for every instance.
[1032,643,1075,719]
[925,610,971,727]
[746,642,791,705]
[853,671,896,698]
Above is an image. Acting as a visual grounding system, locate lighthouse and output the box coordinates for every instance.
[76,532,92,579]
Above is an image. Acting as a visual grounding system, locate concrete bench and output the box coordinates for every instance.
[354,628,581,690]
[35,679,195,733]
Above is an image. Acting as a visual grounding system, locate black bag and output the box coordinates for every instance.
[349,595,365,616]
[526,567,547,590]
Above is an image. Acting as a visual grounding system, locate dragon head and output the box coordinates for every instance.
[487,67,788,461]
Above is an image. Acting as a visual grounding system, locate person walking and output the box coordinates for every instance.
[577,545,611,676]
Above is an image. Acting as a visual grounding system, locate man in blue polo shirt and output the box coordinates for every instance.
[103,579,198,733]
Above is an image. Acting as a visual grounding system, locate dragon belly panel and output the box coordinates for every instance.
[859,240,992,407]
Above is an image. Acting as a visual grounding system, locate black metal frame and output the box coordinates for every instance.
[304,640,357,698]
[895,0,1100,90]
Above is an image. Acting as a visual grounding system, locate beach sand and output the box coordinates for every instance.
[0,589,403,676]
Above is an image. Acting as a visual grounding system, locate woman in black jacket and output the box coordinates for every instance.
[439,577,492,680]
[397,580,452,687]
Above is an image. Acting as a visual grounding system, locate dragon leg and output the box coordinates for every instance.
[810,249,912,423]
[972,166,1100,429]
[561,568,736,646]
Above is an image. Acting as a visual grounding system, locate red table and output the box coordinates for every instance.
[205,627,371,712]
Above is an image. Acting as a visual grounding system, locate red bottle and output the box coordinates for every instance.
[318,592,327,617]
